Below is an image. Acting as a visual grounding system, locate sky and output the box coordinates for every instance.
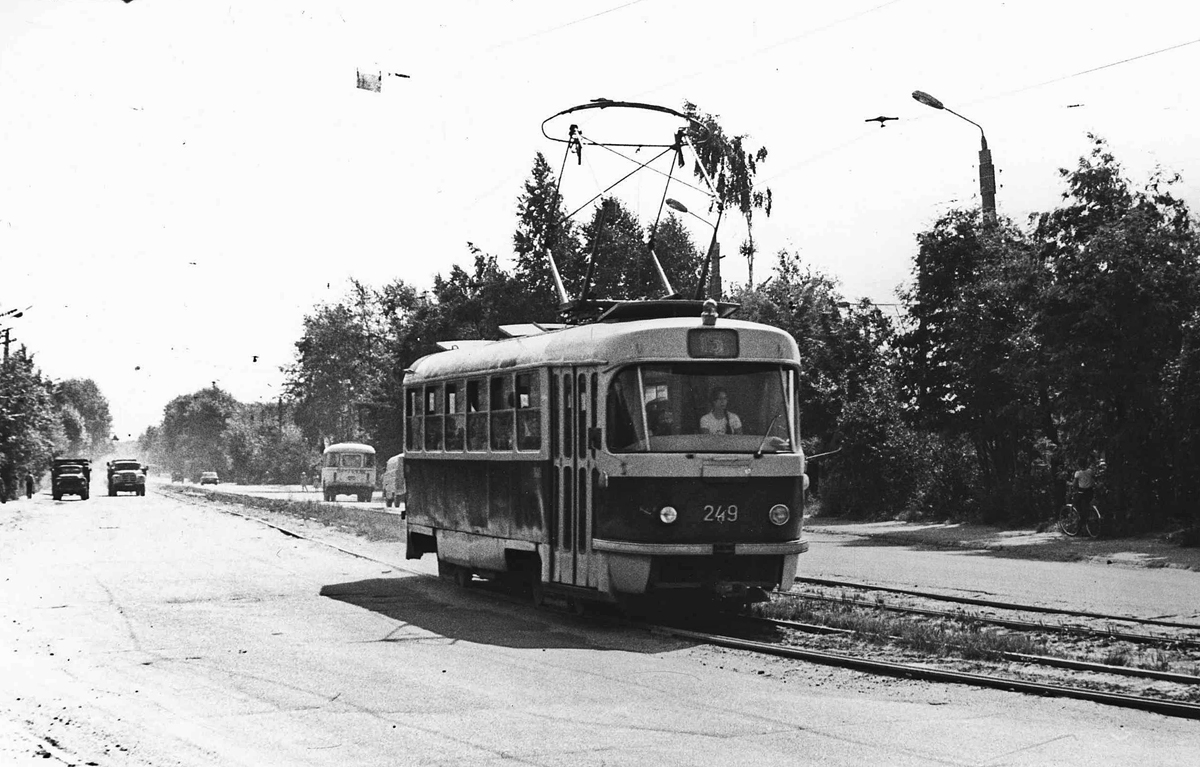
[3,0,1199,440]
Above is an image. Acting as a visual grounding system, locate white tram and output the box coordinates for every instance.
[402,300,809,605]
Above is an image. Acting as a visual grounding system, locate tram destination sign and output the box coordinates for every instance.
[688,328,739,358]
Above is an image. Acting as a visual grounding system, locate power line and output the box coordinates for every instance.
[634,0,906,99]
[978,35,1200,105]
[755,34,1200,190]
[486,0,651,51]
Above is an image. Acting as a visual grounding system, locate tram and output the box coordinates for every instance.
[402,299,809,606]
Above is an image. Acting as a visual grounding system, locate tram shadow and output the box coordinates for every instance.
[319,575,658,651]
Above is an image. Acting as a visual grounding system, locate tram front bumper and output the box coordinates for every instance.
[592,538,807,595]
[592,538,808,556]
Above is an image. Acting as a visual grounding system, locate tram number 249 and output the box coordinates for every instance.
[703,505,738,523]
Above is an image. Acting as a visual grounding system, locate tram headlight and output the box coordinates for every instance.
[659,505,678,524]
[768,504,790,526]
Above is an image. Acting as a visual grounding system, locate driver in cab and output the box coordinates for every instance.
[700,387,742,435]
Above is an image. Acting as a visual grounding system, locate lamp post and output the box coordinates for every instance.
[665,198,722,300]
[912,90,996,227]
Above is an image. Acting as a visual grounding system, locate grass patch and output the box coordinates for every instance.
[162,485,406,542]
[757,595,1049,662]
[757,594,1200,674]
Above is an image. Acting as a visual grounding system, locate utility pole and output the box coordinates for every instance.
[2,328,10,363]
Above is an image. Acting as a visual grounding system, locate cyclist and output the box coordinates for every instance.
[1071,457,1095,514]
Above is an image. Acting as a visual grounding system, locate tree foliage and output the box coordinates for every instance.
[157,386,239,479]
[54,378,113,456]
[1,349,114,498]
[684,101,772,287]
[0,350,61,498]
[134,128,1200,537]
[1032,135,1200,527]
[512,152,581,310]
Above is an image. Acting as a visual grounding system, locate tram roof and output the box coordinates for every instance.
[405,316,800,382]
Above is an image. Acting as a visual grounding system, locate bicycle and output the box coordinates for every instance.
[1058,497,1102,538]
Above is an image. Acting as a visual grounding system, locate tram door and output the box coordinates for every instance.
[549,367,599,589]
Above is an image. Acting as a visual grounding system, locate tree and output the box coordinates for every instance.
[575,197,656,300]
[684,102,772,291]
[895,210,1047,520]
[53,378,112,456]
[650,214,704,297]
[1032,135,1200,527]
[513,152,582,311]
[286,280,390,447]
[0,349,60,498]
[159,386,239,479]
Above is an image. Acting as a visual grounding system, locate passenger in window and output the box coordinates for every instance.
[647,399,675,436]
[700,387,742,435]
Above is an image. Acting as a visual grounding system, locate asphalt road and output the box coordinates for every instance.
[3,487,1198,766]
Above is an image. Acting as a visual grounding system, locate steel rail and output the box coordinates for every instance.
[782,590,1200,648]
[794,575,1200,630]
[650,623,1200,721]
[746,616,1200,686]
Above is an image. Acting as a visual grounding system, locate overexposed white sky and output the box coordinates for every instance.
[3,0,1199,438]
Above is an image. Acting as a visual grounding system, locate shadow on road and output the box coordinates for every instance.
[319,576,674,652]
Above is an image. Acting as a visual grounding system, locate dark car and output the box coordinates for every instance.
[171,471,185,483]
[199,471,220,486]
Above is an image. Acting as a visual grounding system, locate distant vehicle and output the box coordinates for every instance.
[199,471,220,486]
[381,452,406,508]
[171,471,185,483]
[320,442,376,502]
[51,458,91,501]
[107,458,147,497]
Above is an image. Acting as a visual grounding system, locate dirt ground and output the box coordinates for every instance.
[805,516,1200,572]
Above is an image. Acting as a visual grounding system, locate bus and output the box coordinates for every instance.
[402,299,809,607]
[320,442,377,502]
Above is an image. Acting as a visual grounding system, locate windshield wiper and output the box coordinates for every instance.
[755,414,786,458]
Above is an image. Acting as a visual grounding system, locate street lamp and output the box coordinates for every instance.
[665,198,723,300]
[912,90,997,226]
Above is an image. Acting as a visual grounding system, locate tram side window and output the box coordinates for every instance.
[424,386,444,451]
[405,388,422,452]
[445,381,465,451]
[606,377,643,451]
[466,379,488,451]
[490,376,514,450]
[515,373,541,451]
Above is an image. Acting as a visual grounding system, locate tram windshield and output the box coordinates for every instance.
[606,363,796,453]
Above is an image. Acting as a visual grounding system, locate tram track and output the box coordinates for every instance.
[794,575,1200,631]
[744,614,1200,686]
[646,619,1200,721]
[779,589,1200,648]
